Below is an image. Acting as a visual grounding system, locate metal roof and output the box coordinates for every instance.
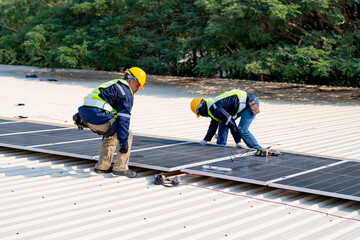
[1,64,360,239]
[2,147,360,239]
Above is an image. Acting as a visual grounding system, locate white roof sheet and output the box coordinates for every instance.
[1,64,360,239]
[1,148,360,239]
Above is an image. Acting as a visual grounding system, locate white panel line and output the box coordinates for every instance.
[27,137,101,148]
[176,150,256,170]
[266,160,348,184]
[0,127,72,136]
[0,121,18,125]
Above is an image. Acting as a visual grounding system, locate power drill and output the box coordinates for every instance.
[255,149,281,157]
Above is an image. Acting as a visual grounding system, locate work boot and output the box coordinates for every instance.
[94,166,113,174]
[112,170,138,178]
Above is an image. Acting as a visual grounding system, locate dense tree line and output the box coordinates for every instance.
[1,0,359,86]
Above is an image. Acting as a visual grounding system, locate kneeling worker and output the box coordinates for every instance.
[190,89,263,150]
[77,67,146,177]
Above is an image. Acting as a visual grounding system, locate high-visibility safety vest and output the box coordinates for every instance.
[206,89,247,122]
[83,79,133,117]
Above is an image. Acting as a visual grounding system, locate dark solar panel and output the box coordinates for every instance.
[0,119,14,123]
[0,121,65,134]
[1,118,360,201]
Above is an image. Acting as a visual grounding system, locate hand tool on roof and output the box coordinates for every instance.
[255,149,281,157]
[154,173,181,187]
[202,165,232,172]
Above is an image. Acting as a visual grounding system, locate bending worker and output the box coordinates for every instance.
[190,89,263,150]
[77,67,146,178]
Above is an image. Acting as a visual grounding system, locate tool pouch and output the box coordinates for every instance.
[103,120,117,138]
[73,112,86,130]
[91,120,117,139]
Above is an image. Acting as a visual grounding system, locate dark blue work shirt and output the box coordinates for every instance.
[204,92,256,143]
[78,81,133,146]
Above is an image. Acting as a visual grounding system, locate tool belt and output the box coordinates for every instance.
[73,112,117,138]
[73,112,87,130]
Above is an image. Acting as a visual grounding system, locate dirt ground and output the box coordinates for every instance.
[2,64,360,104]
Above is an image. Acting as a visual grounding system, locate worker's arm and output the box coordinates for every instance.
[115,95,133,147]
[100,83,133,148]
[203,119,219,142]
[210,105,241,143]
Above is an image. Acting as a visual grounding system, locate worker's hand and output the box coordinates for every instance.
[199,140,207,146]
[119,145,129,153]
[236,142,245,149]
[249,100,260,115]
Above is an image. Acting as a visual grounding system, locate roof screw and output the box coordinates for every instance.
[184,226,186,228]
[144,218,146,220]
[108,210,111,212]
[74,203,77,205]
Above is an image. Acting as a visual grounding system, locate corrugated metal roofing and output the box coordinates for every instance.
[2,147,360,239]
[1,64,360,239]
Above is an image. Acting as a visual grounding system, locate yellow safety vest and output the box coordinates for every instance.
[83,79,133,117]
[206,89,247,122]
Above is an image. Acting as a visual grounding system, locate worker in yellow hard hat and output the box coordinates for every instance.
[75,67,146,178]
[190,89,263,150]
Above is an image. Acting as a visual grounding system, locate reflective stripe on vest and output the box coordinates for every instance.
[206,89,248,122]
[83,79,132,116]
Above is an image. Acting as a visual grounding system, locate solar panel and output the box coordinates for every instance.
[0,119,239,171]
[0,121,65,134]
[0,119,14,123]
[1,118,360,201]
[182,153,360,201]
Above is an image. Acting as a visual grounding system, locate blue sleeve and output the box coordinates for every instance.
[115,94,133,146]
[99,83,133,145]
[204,119,219,141]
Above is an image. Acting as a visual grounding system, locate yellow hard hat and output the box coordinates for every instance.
[125,67,146,89]
[190,97,204,118]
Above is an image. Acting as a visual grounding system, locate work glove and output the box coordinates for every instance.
[119,145,129,153]
[199,140,207,146]
[236,142,245,149]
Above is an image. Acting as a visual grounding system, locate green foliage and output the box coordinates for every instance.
[0,0,360,86]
